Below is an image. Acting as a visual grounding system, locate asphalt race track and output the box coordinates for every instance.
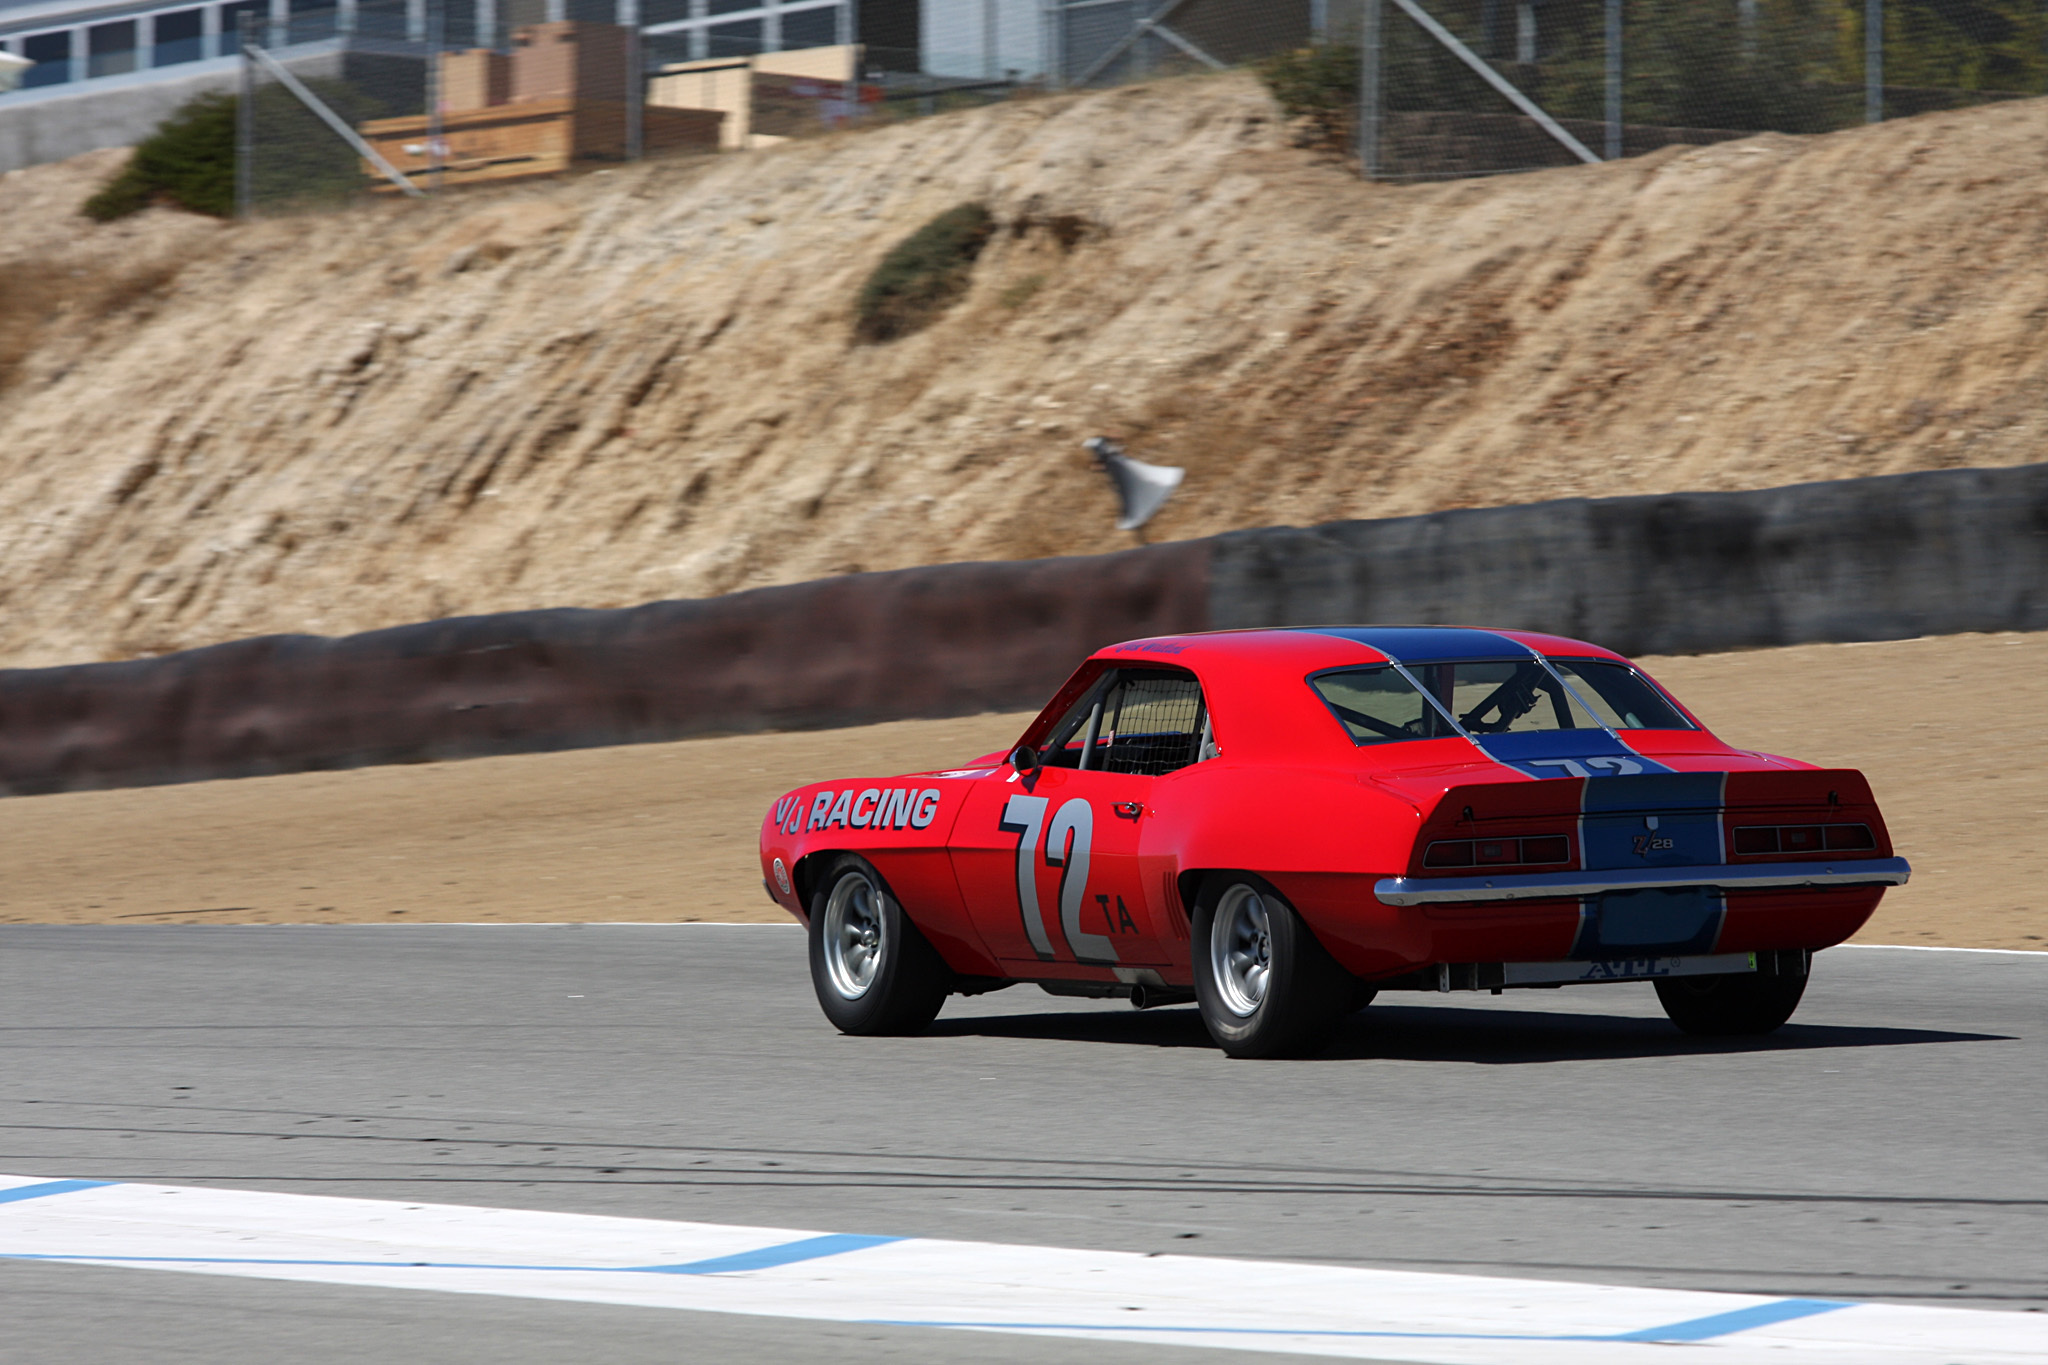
[2,926,2043,1364]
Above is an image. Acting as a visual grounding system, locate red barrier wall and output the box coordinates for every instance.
[0,540,1212,795]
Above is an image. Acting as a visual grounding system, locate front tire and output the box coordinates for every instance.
[807,855,951,1035]
[1655,966,1808,1037]
[1192,875,1356,1058]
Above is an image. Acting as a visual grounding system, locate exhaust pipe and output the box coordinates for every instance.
[1129,983,1195,1010]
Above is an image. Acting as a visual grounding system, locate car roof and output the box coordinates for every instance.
[1078,627,1637,765]
[1091,626,1631,670]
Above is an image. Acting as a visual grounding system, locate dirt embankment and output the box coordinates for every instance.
[2,77,2046,670]
[1,631,2039,951]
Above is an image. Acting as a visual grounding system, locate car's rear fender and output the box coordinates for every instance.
[1157,765,1427,979]
[1155,763,1422,879]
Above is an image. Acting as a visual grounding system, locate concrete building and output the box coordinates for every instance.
[0,0,1305,175]
[0,0,918,171]
[917,0,1036,82]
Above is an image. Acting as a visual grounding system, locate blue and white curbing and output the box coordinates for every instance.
[1,1174,2038,1362]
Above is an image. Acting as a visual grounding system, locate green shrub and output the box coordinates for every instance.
[84,80,389,222]
[1255,44,1359,150]
[84,91,237,220]
[853,203,995,344]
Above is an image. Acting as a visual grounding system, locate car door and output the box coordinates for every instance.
[950,667,1211,971]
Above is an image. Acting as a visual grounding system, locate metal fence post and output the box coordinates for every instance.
[426,0,443,191]
[1865,0,1883,123]
[1603,0,1620,160]
[624,1,642,162]
[1389,0,1597,163]
[1359,0,1383,180]
[1044,0,1063,90]
[235,12,254,219]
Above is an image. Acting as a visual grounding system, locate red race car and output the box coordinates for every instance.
[758,627,1909,1057]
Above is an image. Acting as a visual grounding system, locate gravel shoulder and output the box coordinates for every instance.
[0,631,2039,949]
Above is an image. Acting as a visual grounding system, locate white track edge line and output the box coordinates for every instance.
[1841,943,2048,956]
[5,1174,2039,1363]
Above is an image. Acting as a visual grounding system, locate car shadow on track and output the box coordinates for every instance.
[927,1000,2012,1062]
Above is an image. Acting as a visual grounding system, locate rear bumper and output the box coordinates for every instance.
[1373,857,1911,906]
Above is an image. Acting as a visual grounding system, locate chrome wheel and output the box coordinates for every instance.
[822,870,886,1000]
[1210,883,1271,1017]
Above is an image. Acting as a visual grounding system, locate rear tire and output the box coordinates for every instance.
[1654,966,1808,1037]
[807,855,951,1036]
[1192,875,1356,1058]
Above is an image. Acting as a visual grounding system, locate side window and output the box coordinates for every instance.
[1097,671,1206,775]
[1311,666,1455,744]
[1038,668,1209,775]
[1549,659,1695,730]
[1040,679,1107,769]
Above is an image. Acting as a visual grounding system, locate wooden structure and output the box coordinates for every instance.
[361,100,721,188]
[649,44,870,151]
[359,22,721,189]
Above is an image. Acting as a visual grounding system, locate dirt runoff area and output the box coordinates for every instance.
[0,631,2040,950]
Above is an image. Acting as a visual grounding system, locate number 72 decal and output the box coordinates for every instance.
[1000,794,1118,965]
[1528,756,1646,778]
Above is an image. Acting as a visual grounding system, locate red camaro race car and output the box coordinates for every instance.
[758,627,1910,1057]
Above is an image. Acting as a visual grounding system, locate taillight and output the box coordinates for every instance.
[1732,823,1876,855]
[1424,835,1571,869]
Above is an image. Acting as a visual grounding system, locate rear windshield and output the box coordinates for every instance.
[1310,657,1693,746]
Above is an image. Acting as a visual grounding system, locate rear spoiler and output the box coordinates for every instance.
[1376,857,1910,905]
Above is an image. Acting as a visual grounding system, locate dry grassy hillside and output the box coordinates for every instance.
[1,74,2044,669]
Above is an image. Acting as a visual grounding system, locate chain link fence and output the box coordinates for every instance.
[237,5,663,213]
[238,5,428,213]
[225,0,2048,210]
[1318,0,2048,179]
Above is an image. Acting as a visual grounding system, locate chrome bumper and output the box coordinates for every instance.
[1374,857,1912,907]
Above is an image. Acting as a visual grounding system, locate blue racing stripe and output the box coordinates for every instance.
[1608,1298,1853,1341]
[634,1234,902,1275]
[1573,771,1729,957]
[1581,771,1724,815]
[1581,773,1724,870]
[1571,887,1725,958]
[1298,626,1528,663]
[0,1180,113,1205]
[1473,730,1676,780]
